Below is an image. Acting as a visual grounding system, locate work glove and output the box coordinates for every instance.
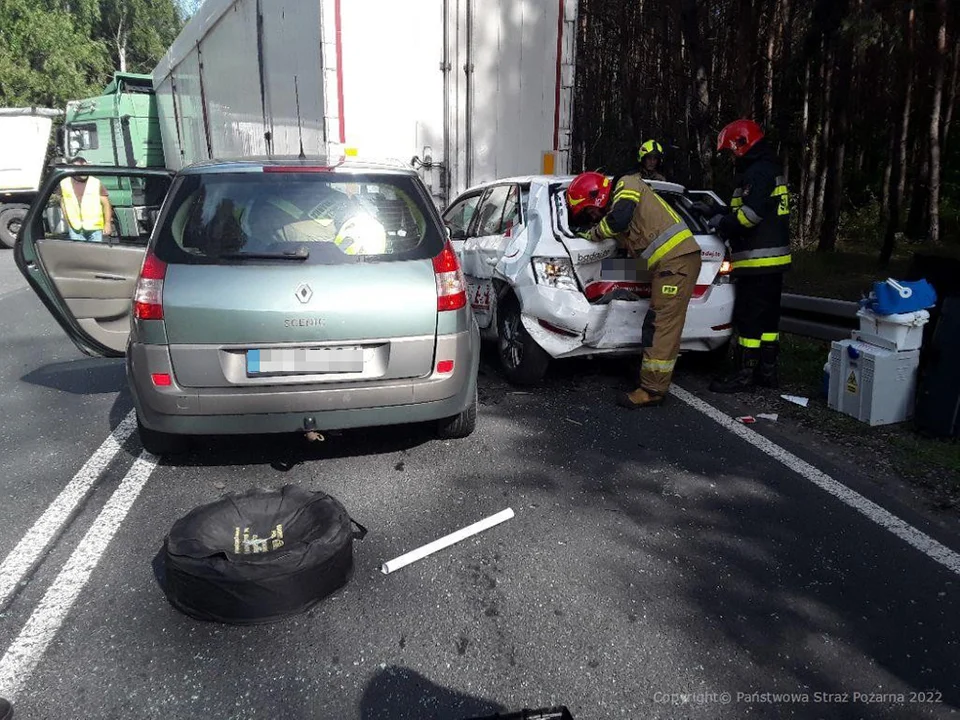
[690,201,713,217]
[576,229,594,241]
[707,214,725,233]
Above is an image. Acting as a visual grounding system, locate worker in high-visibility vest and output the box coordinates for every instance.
[59,158,112,242]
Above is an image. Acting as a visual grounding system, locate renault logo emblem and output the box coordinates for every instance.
[295,283,313,304]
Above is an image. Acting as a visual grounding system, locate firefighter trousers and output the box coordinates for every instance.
[639,250,703,395]
[733,272,784,348]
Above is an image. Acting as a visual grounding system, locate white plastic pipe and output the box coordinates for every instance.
[381,508,515,575]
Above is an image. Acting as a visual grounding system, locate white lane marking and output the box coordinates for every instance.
[0,450,158,701]
[0,410,137,611]
[671,385,960,577]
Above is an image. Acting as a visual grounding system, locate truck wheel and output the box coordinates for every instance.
[137,416,188,456]
[0,204,29,249]
[437,387,477,439]
[497,297,550,386]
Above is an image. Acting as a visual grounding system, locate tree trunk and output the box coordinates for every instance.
[679,0,713,187]
[928,0,947,245]
[944,42,959,150]
[814,49,833,240]
[818,34,852,253]
[897,7,916,209]
[764,4,776,127]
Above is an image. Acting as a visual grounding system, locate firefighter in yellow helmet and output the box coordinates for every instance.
[567,170,702,409]
[59,157,112,242]
[638,140,667,182]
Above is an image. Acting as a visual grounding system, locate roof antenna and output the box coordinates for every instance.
[294,75,306,160]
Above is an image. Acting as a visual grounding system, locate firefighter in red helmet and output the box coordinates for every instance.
[708,119,792,393]
[567,171,702,408]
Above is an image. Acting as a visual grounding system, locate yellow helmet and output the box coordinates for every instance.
[638,140,664,162]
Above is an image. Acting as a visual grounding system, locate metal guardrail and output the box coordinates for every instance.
[780,293,860,341]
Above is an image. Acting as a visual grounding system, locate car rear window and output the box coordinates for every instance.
[153,172,444,265]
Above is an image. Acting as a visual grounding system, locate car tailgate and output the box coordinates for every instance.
[163,261,439,387]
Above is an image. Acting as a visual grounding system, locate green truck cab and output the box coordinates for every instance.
[62,72,165,237]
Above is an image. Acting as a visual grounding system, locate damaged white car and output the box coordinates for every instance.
[442,176,734,384]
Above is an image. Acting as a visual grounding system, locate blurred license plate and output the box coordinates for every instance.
[601,259,638,281]
[247,347,364,375]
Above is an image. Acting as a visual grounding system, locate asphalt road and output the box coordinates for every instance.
[0,248,958,720]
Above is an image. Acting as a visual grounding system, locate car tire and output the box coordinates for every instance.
[497,297,550,385]
[137,416,188,456]
[0,204,29,249]
[437,387,478,439]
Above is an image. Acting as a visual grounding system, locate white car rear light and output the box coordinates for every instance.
[433,240,467,311]
[134,253,166,320]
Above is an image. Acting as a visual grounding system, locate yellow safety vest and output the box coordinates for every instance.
[60,178,105,231]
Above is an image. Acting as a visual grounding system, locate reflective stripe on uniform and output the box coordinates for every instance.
[656,194,682,224]
[739,337,762,349]
[731,254,792,270]
[613,189,642,203]
[772,178,790,216]
[761,332,780,343]
[642,357,676,373]
[731,245,792,261]
[597,216,616,239]
[642,224,694,268]
[267,197,304,219]
[736,205,762,228]
[731,188,744,209]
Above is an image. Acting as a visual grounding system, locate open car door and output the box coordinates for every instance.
[15,165,173,358]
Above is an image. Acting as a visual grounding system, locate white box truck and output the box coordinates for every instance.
[0,108,63,248]
[151,0,578,205]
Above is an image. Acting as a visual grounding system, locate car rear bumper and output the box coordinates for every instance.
[516,282,734,358]
[128,326,480,435]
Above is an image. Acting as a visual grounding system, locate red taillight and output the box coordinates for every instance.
[134,253,166,320]
[151,373,172,387]
[436,360,455,374]
[433,240,467,311]
[692,285,709,299]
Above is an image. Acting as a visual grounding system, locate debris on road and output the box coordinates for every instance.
[381,508,514,575]
[565,418,584,426]
[737,416,757,424]
[757,413,779,422]
[781,394,810,408]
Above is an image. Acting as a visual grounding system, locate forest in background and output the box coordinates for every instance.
[0,0,185,108]
[572,0,960,265]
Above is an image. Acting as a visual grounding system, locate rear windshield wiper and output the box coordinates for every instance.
[217,247,310,261]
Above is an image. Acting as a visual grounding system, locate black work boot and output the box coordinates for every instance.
[0,696,12,720]
[709,344,760,394]
[755,341,780,389]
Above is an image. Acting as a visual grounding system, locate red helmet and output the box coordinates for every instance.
[566,172,612,220]
[717,119,764,158]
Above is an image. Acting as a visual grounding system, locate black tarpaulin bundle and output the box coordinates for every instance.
[155,485,363,624]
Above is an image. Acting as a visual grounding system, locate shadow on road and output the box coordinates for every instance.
[164,423,436,470]
[359,666,506,720]
[21,357,126,395]
[458,362,960,715]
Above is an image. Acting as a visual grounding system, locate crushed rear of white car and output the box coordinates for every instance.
[445,176,734,384]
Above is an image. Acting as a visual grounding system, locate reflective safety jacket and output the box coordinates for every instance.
[60,177,105,231]
[588,173,699,269]
[718,140,792,275]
